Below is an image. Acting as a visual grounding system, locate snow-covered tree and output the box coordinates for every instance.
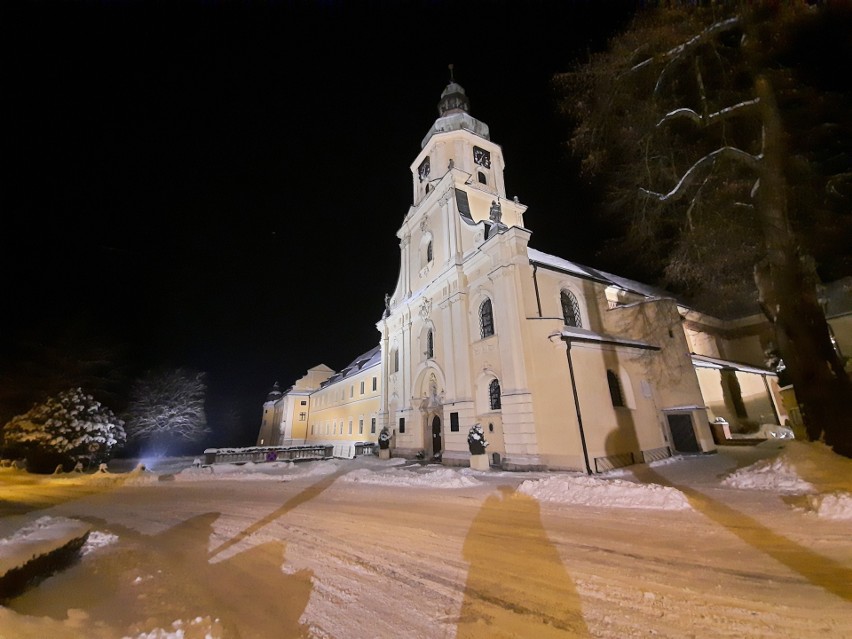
[124,368,209,453]
[3,388,126,468]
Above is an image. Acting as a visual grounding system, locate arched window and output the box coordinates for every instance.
[606,370,625,407]
[479,298,494,338]
[426,329,434,359]
[426,240,433,263]
[561,289,582,328]
[489,379,502,410]
[478,171,487,184]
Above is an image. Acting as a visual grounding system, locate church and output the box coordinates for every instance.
[256,79,789,472]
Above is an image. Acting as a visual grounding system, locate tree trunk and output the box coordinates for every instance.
[753,75,852,458]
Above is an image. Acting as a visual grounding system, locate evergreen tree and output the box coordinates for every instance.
[3,387,126,471]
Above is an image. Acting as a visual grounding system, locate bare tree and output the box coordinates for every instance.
[125,368,209,454]
[561,3,852,456]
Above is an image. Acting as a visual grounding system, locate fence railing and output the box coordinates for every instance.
[203,445,333,465]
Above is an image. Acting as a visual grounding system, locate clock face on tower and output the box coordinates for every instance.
[473,146,491,169]
[418,156,430,182]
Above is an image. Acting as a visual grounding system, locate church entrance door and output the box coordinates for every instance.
[431,415,442,456]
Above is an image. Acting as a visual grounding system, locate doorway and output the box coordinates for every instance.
[666,413,700,453]
[431,415,442,456]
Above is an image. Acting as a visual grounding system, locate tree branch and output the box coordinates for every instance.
[653,16,742,94]
[640,146,760,203]
[656,98,760,128]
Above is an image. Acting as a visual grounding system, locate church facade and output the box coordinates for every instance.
[257,80,787,472]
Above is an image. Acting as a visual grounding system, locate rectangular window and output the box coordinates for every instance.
[399,417,406,434]
[300,400,307,406]
[311,424,315,435]
[299,412,306,421]
[607,370,625,408]
[372,377,377,391]
[450,412,459,432]
[360,381,365,395]
[359,418,364,434]
[371,418,376,434]
[350,385,354,398]
[348,420,353,435]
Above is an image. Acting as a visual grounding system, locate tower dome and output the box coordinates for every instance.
[421,66,490,149]
[266,381,283,402]
[437,81,470,116]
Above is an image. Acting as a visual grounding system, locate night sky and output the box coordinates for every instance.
[4,0,637,444]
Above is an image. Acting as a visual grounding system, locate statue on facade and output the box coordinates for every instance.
[489,200,502,224]
[467,423,489,455]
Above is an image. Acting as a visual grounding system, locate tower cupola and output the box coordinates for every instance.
[421,67,490,149]
[437,81,470,116]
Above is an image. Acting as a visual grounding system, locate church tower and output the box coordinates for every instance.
[377,71,535,466]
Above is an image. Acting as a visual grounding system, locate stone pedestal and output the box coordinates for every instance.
[469,454,489,471]
[379,448,391,460]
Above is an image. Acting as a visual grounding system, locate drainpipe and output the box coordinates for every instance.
[565,340,593,475]
[532,263,543,317]
[304,394,311,445]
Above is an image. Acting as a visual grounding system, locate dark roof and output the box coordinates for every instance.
[318,345,381,389]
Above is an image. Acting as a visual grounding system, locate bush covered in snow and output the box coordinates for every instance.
[2,388,126,472]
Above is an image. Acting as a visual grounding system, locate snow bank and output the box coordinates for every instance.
[517,474,693,511]
[0,516,91,577]
[721,456,815,494]
[721,441,852,519]
[142,459,347,483]
[721,441,850,493]
[805,492,852,521]
[81,531,119,555]
[341,466,482,488]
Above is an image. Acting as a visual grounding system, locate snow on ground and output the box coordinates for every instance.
[0,516,91,577]
[517,474,692,510]
[341,465,482,488]
[721,440,852,520]
[1,442,851,639]
[80,531,119,556]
